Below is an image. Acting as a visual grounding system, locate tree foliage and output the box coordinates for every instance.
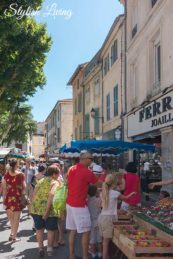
[0,0,52,145]
[0,104,37,146]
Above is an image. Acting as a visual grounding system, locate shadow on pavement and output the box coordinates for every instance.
[26,232,48,243]
[0,210,6,216]
[0,220,11,232]
[0,241,15,254]
[19,216,31,223]
[14,247,70,259]
[18,229,35,238]
[12,247,39,259]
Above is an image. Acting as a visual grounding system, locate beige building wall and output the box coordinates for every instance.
[124,0,173,193]
[83,52,102,139]
[68,64,87,140]
[32,135,45,159]
[126,0,173,114]
[46,111,56,154]
[45,99,73,155]
[58,101,73,145]
[101,15,125,139]
[32,122,45,159]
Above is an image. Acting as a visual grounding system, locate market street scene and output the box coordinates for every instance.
[1,0,173,258]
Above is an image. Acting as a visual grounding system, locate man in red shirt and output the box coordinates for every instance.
[66,151,98,259]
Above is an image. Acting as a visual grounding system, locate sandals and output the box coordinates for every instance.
[9,234,13,241]
[12,238,21,242]
[39,249,45,257]
[47,247,53,257]
[9,234,21,243]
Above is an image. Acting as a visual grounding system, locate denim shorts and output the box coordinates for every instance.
[32,214,58,231]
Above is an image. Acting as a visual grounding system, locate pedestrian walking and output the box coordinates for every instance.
[52,162,66,247]
[31,165,60,257]
[21,158,36,207]
[35,164,47,181]
[2,159,26,242]
[66,150,98,259]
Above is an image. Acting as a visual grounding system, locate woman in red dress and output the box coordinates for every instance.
[3,159,26,242]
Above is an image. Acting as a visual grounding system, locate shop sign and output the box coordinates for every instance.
[128,91,173,137]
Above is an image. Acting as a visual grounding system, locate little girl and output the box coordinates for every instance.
[98,173,136,259]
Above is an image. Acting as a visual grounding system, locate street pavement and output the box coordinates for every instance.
[0,199,82,259]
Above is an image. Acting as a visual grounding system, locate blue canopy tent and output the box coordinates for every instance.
[59,140,155,158]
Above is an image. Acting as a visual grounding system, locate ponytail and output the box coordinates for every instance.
[102,182,109,209]
[101,174,117,209]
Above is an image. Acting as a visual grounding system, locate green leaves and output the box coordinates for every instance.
[0,0,52,145]
[0,104,37,146]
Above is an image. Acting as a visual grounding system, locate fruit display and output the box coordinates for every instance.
[114,224,171,245]
[113,223,173,258]
[116,225,148,236]
[157,198,173,206]
[113,211,173,258]
[135,240,170,248]
[140,205,173,230]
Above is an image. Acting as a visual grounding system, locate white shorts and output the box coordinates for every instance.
[66,204,91,233]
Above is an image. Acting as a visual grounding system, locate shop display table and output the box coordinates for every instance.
[112,213,173,259]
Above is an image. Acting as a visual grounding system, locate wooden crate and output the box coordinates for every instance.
[113,235,173,259]
[119,234,173,254]
[112,217,173,259]
[118,213,132,221]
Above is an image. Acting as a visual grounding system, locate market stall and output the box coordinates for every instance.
[59,140,155,170]
[60,140,155,155]
[111,204,173,259]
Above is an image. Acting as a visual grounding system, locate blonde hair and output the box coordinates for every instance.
[102,173,117,209]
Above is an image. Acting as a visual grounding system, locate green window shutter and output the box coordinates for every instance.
[106,94,110,121]
[114,85,118,116]
[84,114,90,139]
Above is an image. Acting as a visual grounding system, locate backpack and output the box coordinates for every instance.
[53,183,67,216]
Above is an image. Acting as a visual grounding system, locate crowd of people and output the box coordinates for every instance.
[0,151,171,259]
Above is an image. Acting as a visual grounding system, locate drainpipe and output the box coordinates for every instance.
[101,60,104,139]
[124,0,127,115]
[120,20,124,142]
[82,84,85,139]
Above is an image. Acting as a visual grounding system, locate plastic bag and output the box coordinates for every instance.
[53,184,67,216]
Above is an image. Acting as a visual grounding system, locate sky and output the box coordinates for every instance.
[28,0,124,122]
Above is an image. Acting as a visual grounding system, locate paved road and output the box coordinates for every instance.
[0,199,82,259]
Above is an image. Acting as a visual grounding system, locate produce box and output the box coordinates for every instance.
[118,213,132,221]
[113,217,173,258]
[157,198,173,206]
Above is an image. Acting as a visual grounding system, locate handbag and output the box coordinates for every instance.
[19,173,29,208]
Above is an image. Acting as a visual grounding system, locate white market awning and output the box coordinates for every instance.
[0,148,12,157]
